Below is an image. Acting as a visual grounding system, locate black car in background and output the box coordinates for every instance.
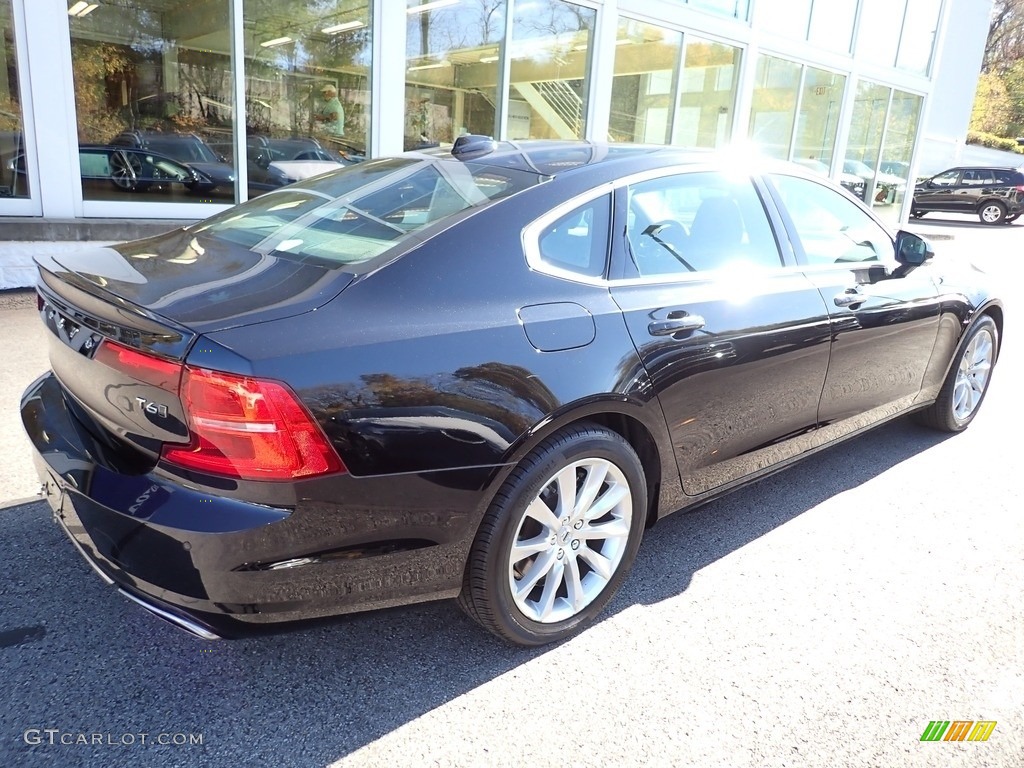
[110,130,236,196]
[8,144,203,198]
[911,165,1024,224]
[22,139,1003,646]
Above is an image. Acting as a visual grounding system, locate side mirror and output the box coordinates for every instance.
[895,230,933,267]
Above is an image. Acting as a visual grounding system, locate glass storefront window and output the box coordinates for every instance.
[243,1,371,198]
[877,89,922,224]
[847,79,890,207]
[688,0,750,21]
[748,55,801,160]
[793,67,845,167]
[857,0,905,68]
[759,0,811,39]
[405,0,505,151]
[68,0,236,204]
[0,0,27,198]
[609,18,682,144]
[674,37,739,149]
[808,0,858,54]
[897,0,941,75]
[506,0,595,140]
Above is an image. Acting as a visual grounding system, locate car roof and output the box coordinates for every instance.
[416,140,714,180]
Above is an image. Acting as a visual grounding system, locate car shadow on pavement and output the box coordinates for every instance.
[0,418,950,767]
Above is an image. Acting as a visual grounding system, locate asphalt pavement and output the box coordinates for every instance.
[0,214,1021,767]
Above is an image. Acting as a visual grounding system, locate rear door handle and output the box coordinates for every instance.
[833,290,863,308]
[648,313,706,336]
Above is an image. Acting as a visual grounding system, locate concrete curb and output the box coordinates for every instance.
[0,496,42,511]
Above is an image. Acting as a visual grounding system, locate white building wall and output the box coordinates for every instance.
[918,0,993,174]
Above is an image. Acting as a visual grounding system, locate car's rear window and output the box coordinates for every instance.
[189,157,543,266]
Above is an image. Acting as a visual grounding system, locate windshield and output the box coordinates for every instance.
[189,156,545,266]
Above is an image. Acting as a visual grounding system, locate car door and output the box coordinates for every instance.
[914,169,963,212]
[766,173,941,426]
[608,170,833,496]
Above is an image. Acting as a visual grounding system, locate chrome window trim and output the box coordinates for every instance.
[524,162,805,287]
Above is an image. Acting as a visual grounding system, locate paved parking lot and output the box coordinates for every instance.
[1,216,1021,767]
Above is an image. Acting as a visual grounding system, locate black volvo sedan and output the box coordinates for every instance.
[22,139,1002,645]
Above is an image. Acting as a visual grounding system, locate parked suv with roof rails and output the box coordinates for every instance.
[911,166,1024,224]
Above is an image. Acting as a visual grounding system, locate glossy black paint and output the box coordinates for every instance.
[21,141,1003,634]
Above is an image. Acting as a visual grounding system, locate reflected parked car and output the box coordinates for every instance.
[207,135,364,192]
[23,138,1002,646]
[110,130,236,196]
[8,144,202,197]
[911,166,1024,224]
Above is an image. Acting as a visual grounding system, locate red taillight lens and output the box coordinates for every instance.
[94,339,182,392]
[162,367,344,481]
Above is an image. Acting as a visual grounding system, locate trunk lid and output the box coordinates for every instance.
[35,229,355,457]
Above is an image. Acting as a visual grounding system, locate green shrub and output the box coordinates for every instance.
[966,130,1024,153]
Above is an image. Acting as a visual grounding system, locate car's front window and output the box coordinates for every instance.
[189,156,543,266]
[770,174,892,266]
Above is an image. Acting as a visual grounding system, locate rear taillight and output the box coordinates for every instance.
[95,339,343,481]
[95,339,181,392]
[162,367,344,481]
[1016,185,1024,193]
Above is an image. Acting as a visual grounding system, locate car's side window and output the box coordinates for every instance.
[963,170,995,185]
[537,195,611,278]
[931,170,960,187]
[624,172,782,277]
[770,174,893,266]
[994,170,1014,185]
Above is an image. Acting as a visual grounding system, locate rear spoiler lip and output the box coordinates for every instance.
[35,255,197,361]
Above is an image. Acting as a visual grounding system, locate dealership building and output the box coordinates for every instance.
[0,0,992,287]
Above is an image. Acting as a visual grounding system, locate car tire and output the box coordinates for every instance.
[912,316,998,433]
[459,423,646,646]
[978,201,1006,225]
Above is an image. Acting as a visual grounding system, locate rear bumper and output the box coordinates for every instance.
[22,372,479,635]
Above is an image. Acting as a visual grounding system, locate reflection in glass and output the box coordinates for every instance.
[748,55,801,160]
[808,0,858,54]
[759,0,811,40]
[688,0,750,21]
[877,90,922,224]
[0,0,28,198]
[848,79,891,207]
[793,67,846,167]
[897,0,941,75]
[244,1,372,197]
[68,0,236,203]
[507,0,595,140]
[405,0,505,151]
[857,0,905,68]
[609,18,682,144]
[674,37,739,149]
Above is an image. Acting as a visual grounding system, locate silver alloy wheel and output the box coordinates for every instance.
[110,151,141,191]
[953,328,994,421]
[980,203,1004,223]
[508,458,632,624]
